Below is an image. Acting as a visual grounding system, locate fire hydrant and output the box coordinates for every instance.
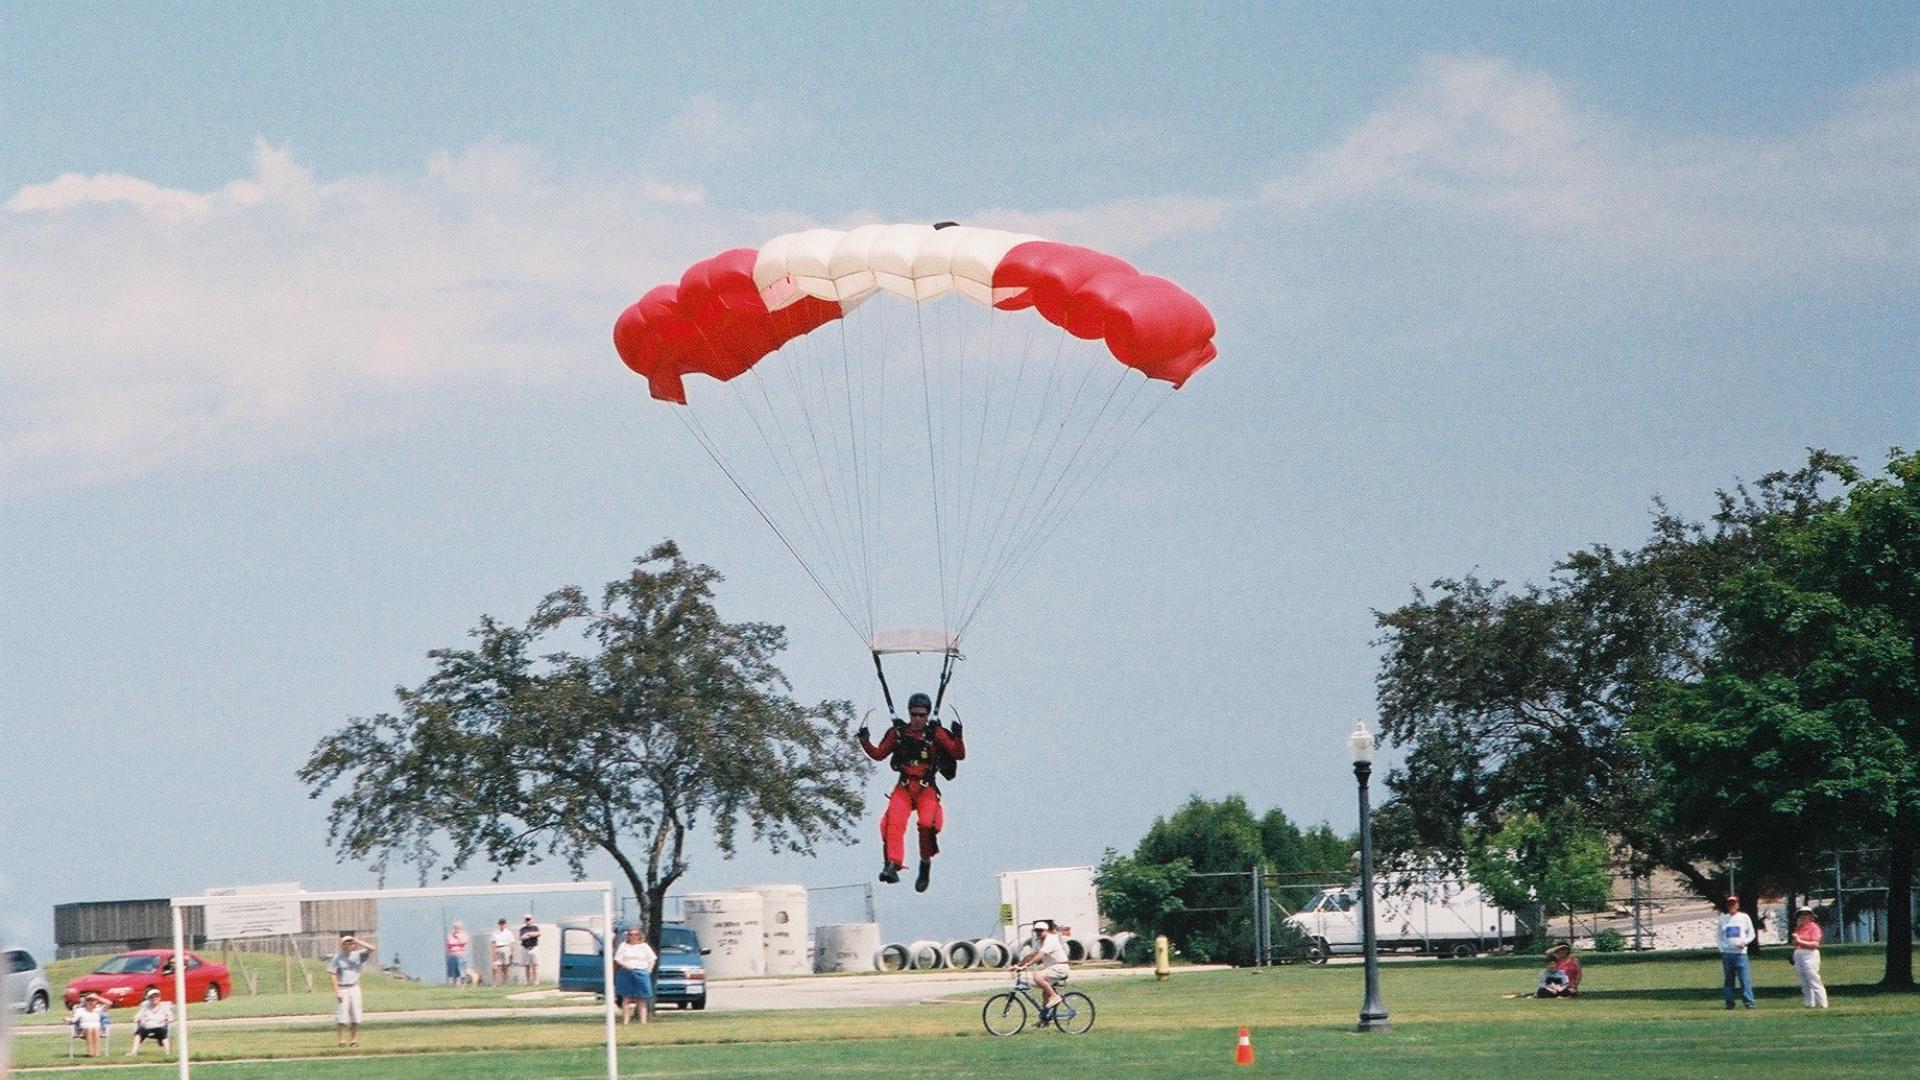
[1154,935,1171,981]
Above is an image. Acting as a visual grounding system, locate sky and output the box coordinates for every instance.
[2,3,1916,969]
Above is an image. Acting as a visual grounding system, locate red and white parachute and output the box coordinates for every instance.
[614,224,1216,704]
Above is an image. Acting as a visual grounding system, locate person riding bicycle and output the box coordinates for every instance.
[1012,919,1071,1022]
[858,691,965,892]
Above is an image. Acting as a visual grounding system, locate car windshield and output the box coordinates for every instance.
[94,956,161,974]
[659,928,699,955]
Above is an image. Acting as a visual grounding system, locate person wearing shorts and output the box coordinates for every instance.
[490,919,515,986]
[328,935,373,1046]
[613,926,657,1025]
[1012,920,1071,1023]
[444,921,471,986]
[518,914,542,985]
[128,987,174,1055]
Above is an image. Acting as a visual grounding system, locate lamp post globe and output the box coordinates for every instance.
[1350,721,1390,1033]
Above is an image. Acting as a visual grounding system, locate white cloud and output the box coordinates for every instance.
[1265,55,1920,277]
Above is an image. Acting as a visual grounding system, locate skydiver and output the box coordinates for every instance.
[858,692,965,892]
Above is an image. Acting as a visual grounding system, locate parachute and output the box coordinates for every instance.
[614,223,1216,708]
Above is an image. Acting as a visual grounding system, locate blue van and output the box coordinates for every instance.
[558,921,709,1010]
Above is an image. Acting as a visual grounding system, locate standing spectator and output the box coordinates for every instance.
[518,915,543,986]
[1716,896,1757,1009]
[490,919,515,986]
[328,934,373,1047]
[444,921,471,987]
[69,992,107,1057]
[613,926,656,1025]
[127,987,173,1056]
[1791,909,1829,1009]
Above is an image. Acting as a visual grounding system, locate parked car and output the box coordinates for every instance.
[62,949,232,1008]
[4,948,51,1014]
[558,921,709,1009]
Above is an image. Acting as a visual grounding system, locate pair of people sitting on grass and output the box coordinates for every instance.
[1536,943,1582,997]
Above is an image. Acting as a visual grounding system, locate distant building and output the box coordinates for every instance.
[54,897,376,961]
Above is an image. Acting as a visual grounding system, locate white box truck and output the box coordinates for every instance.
[997,866,1099,960]
[1286,876,1525,961]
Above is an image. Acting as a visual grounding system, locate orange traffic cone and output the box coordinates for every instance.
[1235,1027,1254,1066]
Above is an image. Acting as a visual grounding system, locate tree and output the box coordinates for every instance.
[1464,809,1613,944]
[298,542,868,946]
[1095,851,1191,943]
[1371,453,1849,900]
[1634,451,1920,987]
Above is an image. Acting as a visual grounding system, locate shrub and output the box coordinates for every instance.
[1591,928,1626,953]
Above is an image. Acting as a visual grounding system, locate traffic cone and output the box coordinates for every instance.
[1235,1027,1254,1066]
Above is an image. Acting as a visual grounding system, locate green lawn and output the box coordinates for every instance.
[15,947,1918,1077]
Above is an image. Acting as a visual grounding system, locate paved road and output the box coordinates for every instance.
[12,966,1204,1036]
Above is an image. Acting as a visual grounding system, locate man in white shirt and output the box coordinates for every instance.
[1716,896,1757,1009]
[328,935,374,1046]
[1013,919,1072,1023]
[128,987,174,1055]
[490,919,516,986]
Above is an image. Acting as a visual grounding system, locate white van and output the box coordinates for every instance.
[1287,879,1524,961]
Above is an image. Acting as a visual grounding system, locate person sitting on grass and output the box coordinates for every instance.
[127,987,173,1056]
[1533,943,1581,997]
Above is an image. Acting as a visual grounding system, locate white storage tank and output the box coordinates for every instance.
[814,923,882,973]
[746,884,810,976]
[681,891,766,978]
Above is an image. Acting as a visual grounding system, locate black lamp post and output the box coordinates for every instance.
[1349,721,1390,1033]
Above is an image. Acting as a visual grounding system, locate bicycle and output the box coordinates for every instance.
[981,971,1095,1036]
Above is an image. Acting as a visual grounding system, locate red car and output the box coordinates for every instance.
[63,950,231,1008]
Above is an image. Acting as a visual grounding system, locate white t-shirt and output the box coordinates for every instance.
[71,1005,104,1030]
[135,1001,174,1029]
[1032,932,1070,968]
[614,940,657,972]
[491,928,516,955]
[1716,912,1756,953]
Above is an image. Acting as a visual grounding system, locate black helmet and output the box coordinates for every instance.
[907,692,933,712]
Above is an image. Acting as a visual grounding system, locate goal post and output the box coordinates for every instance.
[169,880,619,1079]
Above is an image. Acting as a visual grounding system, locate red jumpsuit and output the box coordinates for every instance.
[861,720,966,867]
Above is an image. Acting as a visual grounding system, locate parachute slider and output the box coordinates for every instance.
[867,627,962,656]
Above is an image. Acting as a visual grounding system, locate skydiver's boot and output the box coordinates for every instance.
[879,862,901,884]
[914,859,932,893]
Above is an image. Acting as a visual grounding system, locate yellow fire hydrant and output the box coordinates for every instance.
[1154,935,1171,981]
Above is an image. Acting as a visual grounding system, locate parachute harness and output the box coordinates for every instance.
[869,643,961,720]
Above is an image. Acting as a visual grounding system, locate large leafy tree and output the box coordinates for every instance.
[1371,453,1848,901]
[1464,808,1613,943]
[298,542,868,945]
[1635,451,1920,987]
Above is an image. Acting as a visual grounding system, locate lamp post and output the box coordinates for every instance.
[1349,721,1390,1033]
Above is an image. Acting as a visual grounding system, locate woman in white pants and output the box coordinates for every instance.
[1790,909,1828,1008]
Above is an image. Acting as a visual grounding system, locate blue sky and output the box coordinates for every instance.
[2,4,1915,965]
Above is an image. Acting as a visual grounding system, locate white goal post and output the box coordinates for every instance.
[169,881,619,1079]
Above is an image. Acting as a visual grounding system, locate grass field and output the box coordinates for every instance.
[14,946,1918,1077]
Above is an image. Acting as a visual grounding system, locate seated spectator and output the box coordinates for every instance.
[1535,952,1568,998]
[1543,941,1574,991]
[128,987,173,1056]
[70,992,108,1056]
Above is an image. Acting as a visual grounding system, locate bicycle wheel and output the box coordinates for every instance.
[982,991,1028,1036]
[1049,991,1095,1034]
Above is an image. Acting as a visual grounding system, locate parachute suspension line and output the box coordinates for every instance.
[775,329,871,632]
[958,379,1175,640]
[966,357,1138,621]
[952,325,1075,622]
[956,315,1040,621]
[834,316,878,638]
[953,302,1003,620]
[912,301,953,636]
[736,360,870,638]
[674,409,868,646]
[694,320,861,627]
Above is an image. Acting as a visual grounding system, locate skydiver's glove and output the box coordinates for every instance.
[949,719,963,739]
[856,725,870,742]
